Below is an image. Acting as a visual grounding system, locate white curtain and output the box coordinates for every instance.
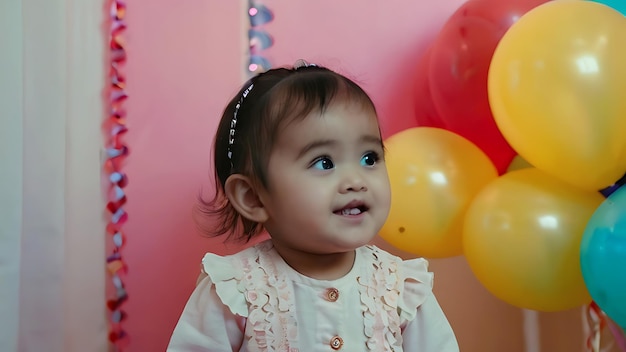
[0,0,108,351]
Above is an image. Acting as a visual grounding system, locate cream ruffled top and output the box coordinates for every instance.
[167,240,459,352]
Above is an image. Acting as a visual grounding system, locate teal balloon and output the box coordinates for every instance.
[581,186,626,329]
[589,0,626,15]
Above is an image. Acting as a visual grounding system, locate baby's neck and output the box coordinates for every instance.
[272,243,356,281]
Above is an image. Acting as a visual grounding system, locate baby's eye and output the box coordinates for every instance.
[311,156,334,170]
[360,151,380,167]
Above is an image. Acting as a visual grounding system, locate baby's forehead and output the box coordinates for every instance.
[278,102,380,139]
[276,102,377,136]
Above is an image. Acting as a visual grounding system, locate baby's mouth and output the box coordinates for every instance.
[334,203,369,216]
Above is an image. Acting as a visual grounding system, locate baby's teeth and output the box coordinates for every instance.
[341,208,362,215]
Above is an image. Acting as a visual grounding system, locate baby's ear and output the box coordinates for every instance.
[224,174,268,223]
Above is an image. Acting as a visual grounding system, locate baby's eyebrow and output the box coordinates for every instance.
[296,139,337,159]
[361,135,383,146]
[296,134,383,158]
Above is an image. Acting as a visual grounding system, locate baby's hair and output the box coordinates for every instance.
[195,63,378,242]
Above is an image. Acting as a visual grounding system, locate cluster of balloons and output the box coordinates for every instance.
[378,0,626,332]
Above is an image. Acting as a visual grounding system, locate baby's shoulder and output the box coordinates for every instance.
[357,245,435,323]
[197,240,275,317]
[201,239,272,274]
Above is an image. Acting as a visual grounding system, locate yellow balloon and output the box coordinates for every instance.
[463,168,604,311]
[488,0,626,191]
[380,127,497,258]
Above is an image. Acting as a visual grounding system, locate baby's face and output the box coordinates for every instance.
[258,100,391,255]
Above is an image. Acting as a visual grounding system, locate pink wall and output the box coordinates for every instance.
[123,1,527,351]
[123,1,245,350]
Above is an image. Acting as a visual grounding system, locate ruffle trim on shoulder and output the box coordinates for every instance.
[201,251,248,317]
[397,257,433,322]
[357,246,434,351]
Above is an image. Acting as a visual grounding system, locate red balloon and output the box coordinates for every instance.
[450,0,549,33]
[425,0,548,174]
[415,0,548,174]
[429,16,515,174]
[413,46,447,129]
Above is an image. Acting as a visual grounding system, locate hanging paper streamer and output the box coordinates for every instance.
[584,301,626,352]
[106,0,129,349]
[247,0,274,74]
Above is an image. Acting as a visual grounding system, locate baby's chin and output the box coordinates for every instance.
[340,232,379,251]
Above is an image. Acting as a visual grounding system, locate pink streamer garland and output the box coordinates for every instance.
[106,0,129,349]
[607,319,626,352]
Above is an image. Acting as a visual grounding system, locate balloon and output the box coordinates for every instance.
[463,168,604,311]
[449,0,549,32]
[488,1,626,191]
[427,0,546,174]
[506,155,532,173]
[413,47,447,129]
[588,0,626,15]
[581,187,626,330]
[429,15,515,174]
[380,127,497,258]
[600,173,626,198]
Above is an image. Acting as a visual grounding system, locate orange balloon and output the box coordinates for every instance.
[463,168,604,311]
[380,127,497,258]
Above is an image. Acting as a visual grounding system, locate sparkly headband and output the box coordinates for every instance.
[227,83,254,161]
[226,60,317,162]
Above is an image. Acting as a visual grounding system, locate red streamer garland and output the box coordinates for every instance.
[106,0,129,349]
[585,301,626,352]
[587,301,608,351]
